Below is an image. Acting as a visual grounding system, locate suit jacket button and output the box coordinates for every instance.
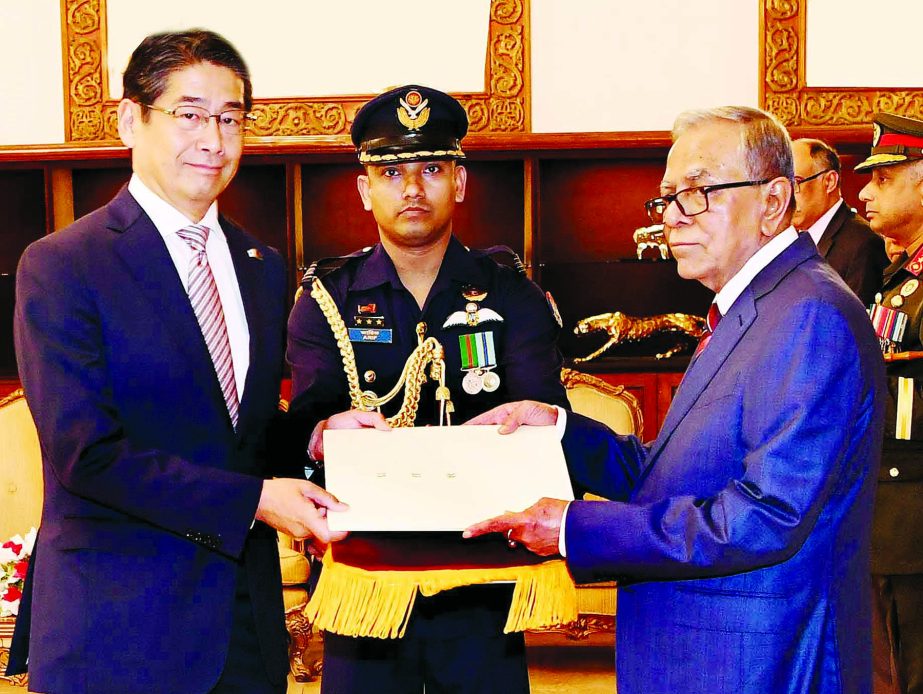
[889,467,900,478]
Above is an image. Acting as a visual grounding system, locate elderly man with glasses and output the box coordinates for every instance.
[465,105,885,694]
[789,138,888,305]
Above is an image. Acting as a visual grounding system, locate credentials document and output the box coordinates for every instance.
[324,425,574,532]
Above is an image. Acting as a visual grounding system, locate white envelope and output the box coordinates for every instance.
[324,425,574,532]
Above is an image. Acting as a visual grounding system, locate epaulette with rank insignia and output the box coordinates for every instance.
[469,245,527,276]
[295,246,375,302]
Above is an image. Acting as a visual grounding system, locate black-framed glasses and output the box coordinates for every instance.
[644,178,773,224]
[142,103,256,135]
[793,168,833,191]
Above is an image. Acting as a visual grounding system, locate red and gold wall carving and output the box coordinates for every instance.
[761,0,923,126]
[61,0,530,143]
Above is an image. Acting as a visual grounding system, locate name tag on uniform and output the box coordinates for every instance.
[349,328,393,344]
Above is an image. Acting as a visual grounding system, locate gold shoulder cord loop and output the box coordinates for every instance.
[310,278,454,427]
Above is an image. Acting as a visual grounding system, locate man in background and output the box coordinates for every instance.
[792,137,889,304]
[858,112,923,694]
[287,85,567,693]
[9,29,343,694]
[466,106,885,694]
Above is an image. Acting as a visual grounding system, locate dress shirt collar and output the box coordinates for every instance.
[128,174,221,238]
[805,198,843,247]
[713,226,799,315]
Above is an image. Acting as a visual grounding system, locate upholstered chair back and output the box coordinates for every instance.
[0,390,43,543]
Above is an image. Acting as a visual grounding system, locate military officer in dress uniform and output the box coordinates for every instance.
[286,85,568,694]
[859,112,923,694]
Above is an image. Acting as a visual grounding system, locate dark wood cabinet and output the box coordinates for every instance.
[0,128,873,380]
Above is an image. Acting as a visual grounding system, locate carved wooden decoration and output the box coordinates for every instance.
[761,0,923,127]
[61,0,529,143]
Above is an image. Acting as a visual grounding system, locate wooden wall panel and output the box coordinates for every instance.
[0,169,46,378]
[539,158,667,263]
[220,165,288,258]
[0,170,46,274]
[72,166,131,219]
[0,276,16,379]
[453,160,525,257]
[300,163,379,262]
[300,160,525,264]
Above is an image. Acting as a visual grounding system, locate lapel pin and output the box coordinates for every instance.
[247,248,264,260]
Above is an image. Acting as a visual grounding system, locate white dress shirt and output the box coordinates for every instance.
[804,198,844,248]
[557,226,800,556]
[128,175,250,400]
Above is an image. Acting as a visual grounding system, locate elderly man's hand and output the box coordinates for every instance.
[463,497,568,557]
[308,409,391,461]
[464,400,558,433]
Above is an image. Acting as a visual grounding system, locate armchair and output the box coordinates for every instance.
[0,390,41,687]
[540,369,644,639]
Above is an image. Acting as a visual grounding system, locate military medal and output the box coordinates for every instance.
[463,370,484,394]
[891,295,905,308]
[458,331,500,395]
[902,279,919,297]
[868,303,908,354]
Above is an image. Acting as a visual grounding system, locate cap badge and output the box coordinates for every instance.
[873,122,882,146]
[398,90,430,131]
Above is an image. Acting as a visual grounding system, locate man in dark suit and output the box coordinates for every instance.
[792,137,889,305]
[859,112,923,694]
[8,30,345,694]
[466,106,885,693]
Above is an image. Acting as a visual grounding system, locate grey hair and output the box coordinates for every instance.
[672,106,795,183]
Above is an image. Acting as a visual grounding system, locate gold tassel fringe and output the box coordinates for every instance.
[304,549,578,639]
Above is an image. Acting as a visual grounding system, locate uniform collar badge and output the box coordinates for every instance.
[906,245,923,276]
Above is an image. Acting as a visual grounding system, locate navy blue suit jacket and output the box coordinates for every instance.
[562,234,885,693]
[11,186,292,694]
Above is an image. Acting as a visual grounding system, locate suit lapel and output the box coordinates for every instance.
[644,293,756,466]
[223,218,271,434]
[815,202,848,257]
[108,187,235,428]
[643,234,818,470]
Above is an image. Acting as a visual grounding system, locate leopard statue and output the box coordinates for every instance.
[573,311,707,362]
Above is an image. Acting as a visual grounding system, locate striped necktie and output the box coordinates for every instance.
[693,303,722,358]
[176,224,240,428]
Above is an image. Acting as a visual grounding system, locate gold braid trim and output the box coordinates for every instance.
[309,278,453,427]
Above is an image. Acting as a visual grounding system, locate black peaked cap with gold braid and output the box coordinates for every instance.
[351,84,468,164]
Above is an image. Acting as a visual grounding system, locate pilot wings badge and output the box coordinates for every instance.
[397,90,430,131]
[443,306,504,328]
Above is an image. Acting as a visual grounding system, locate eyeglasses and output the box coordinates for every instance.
[142,103,256,134]
[793,169,833,191]
[644,179,773,224]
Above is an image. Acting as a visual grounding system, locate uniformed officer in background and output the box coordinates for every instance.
[286,84,568,694]
[858,112,923,694]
